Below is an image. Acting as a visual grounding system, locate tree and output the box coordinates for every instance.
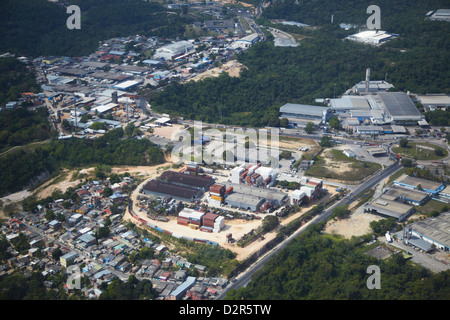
[331,204,350,219]
[262,215,279,232]
[109,174,121,184]
[102,187,113,197]
[96,226,110,239]
[304,122,314,134]
[399,138,408,148]
[89,122,106,130]
[401,158,414,167]
[329,116,341,131]
[279,118,289,128]
[369,218,397,235]
[288,181,300,190]
[280,150,292,159]
[52,248,63,261]
[319,135,332,147]
[435,148,444,156]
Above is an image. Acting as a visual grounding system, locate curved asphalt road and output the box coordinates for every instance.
[216,160,403,299]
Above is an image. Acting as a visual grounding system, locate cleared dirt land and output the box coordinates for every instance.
[187,60,247,82]
[125,171,339,261]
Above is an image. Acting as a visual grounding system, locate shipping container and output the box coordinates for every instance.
[177,219,189,226]
[209,184,225,195]
[208,199,222,207]
[225,187,233,194]
[210,195,223,202]
[188,224,199,229]
[189,220,201,226]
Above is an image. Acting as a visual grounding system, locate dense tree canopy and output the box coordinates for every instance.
[0,58,39,106]
[0,107,55,151]
[226,225,450,300]
[152,0,450,127]
[0,0,193,57]
[0,128,164,196]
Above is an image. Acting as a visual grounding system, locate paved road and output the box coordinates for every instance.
[216,161,403,299]
[379,237,449,273]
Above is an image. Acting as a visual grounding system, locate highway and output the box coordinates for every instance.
[216,160,403,299]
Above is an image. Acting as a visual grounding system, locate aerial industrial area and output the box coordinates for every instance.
[0,0,449,303]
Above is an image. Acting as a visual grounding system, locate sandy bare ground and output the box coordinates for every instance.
[278,136,321,153]
[126,173,339,260]
[188,60,247,82]
[152,124,184,140]
[318,148,359,175]
[324,202,382,239]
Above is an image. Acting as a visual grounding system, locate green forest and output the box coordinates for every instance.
[0,0,192,57]
[225,223,450,300]
[0,127,164,196]
[151,0,450,127]
[0,58,39,106]
[0,108,55,151]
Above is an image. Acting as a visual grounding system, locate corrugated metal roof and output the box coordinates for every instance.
[280,103,329,117]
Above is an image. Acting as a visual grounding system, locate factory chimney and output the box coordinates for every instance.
[112,91,118,104]
[365,68,371,93]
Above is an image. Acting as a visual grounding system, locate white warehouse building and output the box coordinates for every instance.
[154,41,195,61]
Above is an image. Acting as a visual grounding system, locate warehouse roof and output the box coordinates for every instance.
[113,80,141,90]
[280,103,329,117]
[350,109,373,118]
[91,102,118,114]
[82,61,109,69]
[366,196,414,220]
[365,146,386,156]
[354,80,394,93]
[377,92,423,121]
[159,171,215,189]
[416,94,450,107]
[143,180,202,200]
[330,96,371,110]
[384,185,430,203]
[410,212,450,249]
[227,183,287,203]
[225,192,265,207]
[356,125,384,132]
[394,174,444,192]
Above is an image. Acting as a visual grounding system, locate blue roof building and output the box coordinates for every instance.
[168,276,196,300]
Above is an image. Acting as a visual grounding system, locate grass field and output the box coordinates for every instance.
[391,142,448,161]
[305,149,382,181]
[415,199,449,216]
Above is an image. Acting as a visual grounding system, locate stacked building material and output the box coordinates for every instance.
[209,183,225,206]
[213,216,225,232]
[202,213,219,228]
[177,216,189,225]
[179,208,205,226]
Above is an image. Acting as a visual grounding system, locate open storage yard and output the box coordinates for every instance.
[305,148,382,182]
[124,164,339,261]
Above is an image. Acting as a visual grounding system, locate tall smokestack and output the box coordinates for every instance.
[365,68,371,93]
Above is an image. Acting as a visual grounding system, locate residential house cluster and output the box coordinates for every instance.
[0,174,229,300]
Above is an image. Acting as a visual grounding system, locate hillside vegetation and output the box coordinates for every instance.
[0,0,192,57]
[151,0,450,126]
[226,224,450,300]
